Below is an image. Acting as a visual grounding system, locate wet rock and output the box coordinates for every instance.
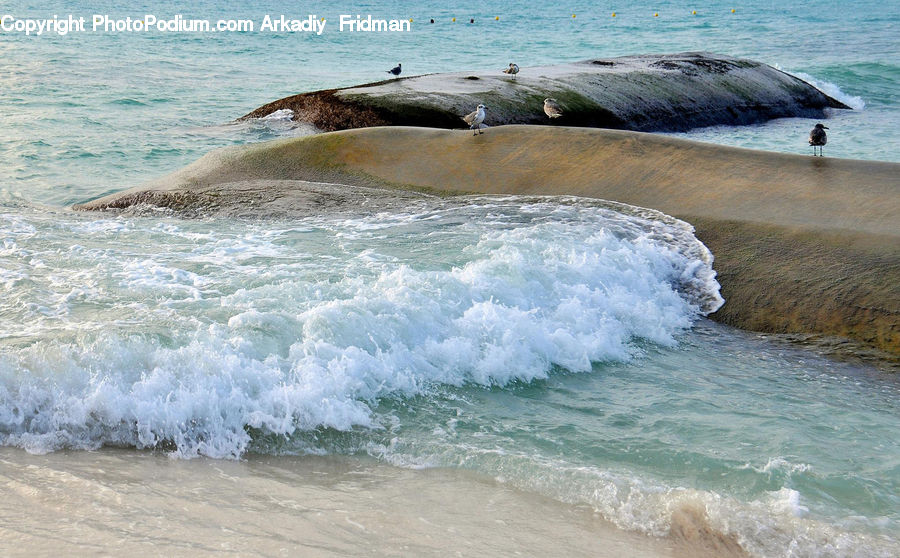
[241,52,850,132]
[74,126,899,358]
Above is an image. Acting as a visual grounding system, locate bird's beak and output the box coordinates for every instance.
[823,126,829,129]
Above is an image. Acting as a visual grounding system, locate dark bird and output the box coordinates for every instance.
[462,104,487,135]
[503,63,520,80]
[387,63,402,76]
[543,98,563,119]
[809,123,829,156]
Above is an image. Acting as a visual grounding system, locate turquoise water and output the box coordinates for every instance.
[2,0,897,206]
[2,1,899,556]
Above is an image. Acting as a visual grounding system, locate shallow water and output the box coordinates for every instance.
[0,197,723,456]
[1,1,899,556]
[2,1,898,207]
[0,448,716,558]
[2,199,898,556]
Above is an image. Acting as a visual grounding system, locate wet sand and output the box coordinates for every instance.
[0,448,745,558]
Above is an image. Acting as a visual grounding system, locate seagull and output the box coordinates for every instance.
[503,63,520,80]
[809,123,829,156]
[543,98,563,119]
[462,104,487,135]
[387,63,401,76]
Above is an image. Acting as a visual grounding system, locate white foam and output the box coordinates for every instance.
[260,108,294,121]
[782,68,866,110]
[0,197,722,458]
[73,217,133,234]
[761,457,814,476]
[373,446,897,558]
[116,259,208,300]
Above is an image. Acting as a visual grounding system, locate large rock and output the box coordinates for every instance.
[241,52,849,132]
[75,126,900,360]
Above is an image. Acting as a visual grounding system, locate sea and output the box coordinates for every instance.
[1,1,898,556]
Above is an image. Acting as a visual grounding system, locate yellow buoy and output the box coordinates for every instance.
[612,12,616,17]
[452,17,456,22]
[572,14,576,18]
[495,16,499,21]
[409,18,413,22]
[654,12,659,17]
[731,8,736,13]
[692,10,697,15]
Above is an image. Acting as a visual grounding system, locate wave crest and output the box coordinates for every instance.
[0,197,722,457]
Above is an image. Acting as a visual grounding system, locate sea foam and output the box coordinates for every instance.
[784,69,867,110]
[0,197,722,458]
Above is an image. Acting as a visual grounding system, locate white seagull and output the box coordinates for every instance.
[808,123,828,156]
[503,63,520,80]
[462,104,487,135]
[543,98,563,119]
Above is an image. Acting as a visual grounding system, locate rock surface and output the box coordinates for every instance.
[240,52,849,132]
[75,126,900,360]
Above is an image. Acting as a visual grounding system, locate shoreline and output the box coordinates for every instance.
[0,446,747,558]
[75,125,900,360]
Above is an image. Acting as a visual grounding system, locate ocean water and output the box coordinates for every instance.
[1,1,899,556]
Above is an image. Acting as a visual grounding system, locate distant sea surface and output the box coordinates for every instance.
[1,1,898,556]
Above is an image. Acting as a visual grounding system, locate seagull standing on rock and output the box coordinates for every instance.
[462,104,487,135]
[809,123,828,156]
[543,98,563,119]
[503,63,519,80]
[387,63,402,76]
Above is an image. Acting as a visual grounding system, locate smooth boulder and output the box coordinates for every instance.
[241,52,849,132]
[74,126,900,359]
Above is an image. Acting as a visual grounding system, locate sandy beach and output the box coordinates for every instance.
[0,447,745,558]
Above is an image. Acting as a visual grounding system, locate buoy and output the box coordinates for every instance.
[430,19,434,23]
[469,18,474,23]
[495,16,499,21]
[572,14,576,18]
[409,18,413,23]
[731,8,736,13]
[692,10,697,15]
[451,17,456,22]
[612,12,616,17]
[654,12,659,17]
